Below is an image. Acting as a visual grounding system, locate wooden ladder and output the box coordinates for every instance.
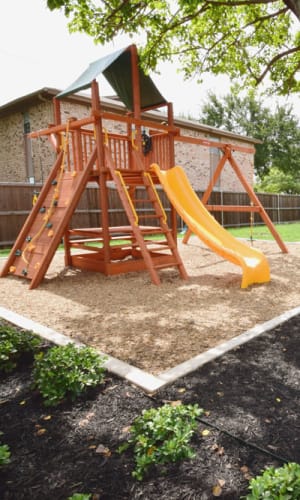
[105,149,188,285]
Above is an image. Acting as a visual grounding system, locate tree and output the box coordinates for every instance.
[199,90,300,178]
[47,1,300,95]
[255,167,300,192]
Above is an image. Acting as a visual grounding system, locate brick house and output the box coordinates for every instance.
[0,87,258,191]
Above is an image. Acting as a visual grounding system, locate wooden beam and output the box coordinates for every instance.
[206,205,261,212]
[175,134,255,155]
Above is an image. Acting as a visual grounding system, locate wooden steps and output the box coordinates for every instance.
[104,147,188,285]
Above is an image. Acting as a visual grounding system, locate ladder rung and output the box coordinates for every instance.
[138,214,160,219]
[144,239,168,245]
[140,228,166,234]
[70,238,103,244]
[132,199,151,204]
[148,247,170,253]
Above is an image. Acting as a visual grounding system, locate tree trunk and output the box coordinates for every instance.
[284,0,300,19]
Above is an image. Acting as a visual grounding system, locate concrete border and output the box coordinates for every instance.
[1,304,300,393]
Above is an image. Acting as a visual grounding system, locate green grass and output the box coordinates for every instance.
[0,248,11,258]
[227,222,300,242]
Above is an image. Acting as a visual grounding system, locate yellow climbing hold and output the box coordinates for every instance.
[48,229,54,237]
[9,266,16,273]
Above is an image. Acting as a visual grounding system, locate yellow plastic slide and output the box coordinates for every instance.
[151,164,270,288]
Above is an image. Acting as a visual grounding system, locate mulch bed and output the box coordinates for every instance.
[0,314,299,499]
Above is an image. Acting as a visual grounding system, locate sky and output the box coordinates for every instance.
[1,0,300,120]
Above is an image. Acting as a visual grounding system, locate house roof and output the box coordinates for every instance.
[0,87,260,145]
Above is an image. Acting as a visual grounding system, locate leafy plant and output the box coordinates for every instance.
[119,403,203,480]
[0,432,11,466]
[0,444,10,466]
[67,494,91,500]
[244,462,300,499]
[0,325,41,373]
[33,343,107,406]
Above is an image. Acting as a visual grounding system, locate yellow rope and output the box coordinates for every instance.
[249,201,254,245]
[103,127,109,146]
[131,129,138,150]
[144,172,167,224]
[115,170,139,226]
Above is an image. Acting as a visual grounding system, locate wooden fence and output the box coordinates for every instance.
[1,182,300,248]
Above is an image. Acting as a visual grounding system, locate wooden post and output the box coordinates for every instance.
[91,79,111,264]
[53,97,61,126]
[130,45,142,169]
[167,102,178,242]
[228,150,288,253]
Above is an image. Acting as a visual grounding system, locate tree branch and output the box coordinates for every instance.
[256,45,300,83]
[283,0,300,19]
[205,0,279,6]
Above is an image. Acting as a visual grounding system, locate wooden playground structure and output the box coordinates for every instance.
[0,45,287,289]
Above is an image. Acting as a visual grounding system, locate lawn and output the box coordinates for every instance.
[227,222,300,242]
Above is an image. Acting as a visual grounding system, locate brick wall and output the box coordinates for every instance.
[0,93,255,191]
[175,127,254,193]
[0,101,55,183]
[0,113,27,182]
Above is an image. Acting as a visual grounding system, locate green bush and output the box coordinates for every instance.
[0,325,41,373]
[244,462,300,499]
[119,403,203,480]
[0,432,11,466]
[67,494,91,500]
[0,444,10,466]
[33,343,107,406]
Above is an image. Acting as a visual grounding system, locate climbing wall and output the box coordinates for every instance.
[1,148,97,289]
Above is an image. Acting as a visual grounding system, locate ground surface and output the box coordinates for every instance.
[0,314,299,499]
[0,238,300,374]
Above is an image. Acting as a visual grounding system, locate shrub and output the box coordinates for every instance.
[0,325,41,373]
[0,432,11,466]
[33,343,107,406]
[0,444,10,466]
[67,494,91,500]
[244,462,300,499]
[119,403,203,480]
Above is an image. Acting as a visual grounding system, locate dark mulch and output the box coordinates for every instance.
[0,315,299,500]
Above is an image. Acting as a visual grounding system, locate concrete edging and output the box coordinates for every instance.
[1,305,300,393]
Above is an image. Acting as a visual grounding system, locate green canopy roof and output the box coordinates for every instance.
[57,46,167,111]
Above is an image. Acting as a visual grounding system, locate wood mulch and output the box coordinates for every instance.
[1,238,300,374]
[0,313,299,499]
